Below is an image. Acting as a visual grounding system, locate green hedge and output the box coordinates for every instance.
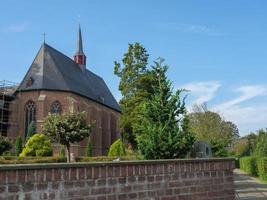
[240,156,258,176]
[76,155,143,162]
[0,156,66,164]
[256,157,267,181]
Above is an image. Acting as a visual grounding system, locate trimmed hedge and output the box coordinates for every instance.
[0,156,66,164]
[256,157,267,181]
[240,156,258,176]
[76,155,143,162]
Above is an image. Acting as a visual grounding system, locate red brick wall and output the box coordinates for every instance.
[7,90,120,156]
[0,158,235,200]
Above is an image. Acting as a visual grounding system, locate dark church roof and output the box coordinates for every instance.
[17,43,121,112]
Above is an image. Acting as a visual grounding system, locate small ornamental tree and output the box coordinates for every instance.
[15,136,23,156]
[0,136,12,155]
[43,112,93,162]
[108,139,126,157]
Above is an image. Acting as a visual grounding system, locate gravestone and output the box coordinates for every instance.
[191,141,212,158]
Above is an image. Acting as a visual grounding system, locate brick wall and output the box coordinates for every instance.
[0,158,235,200]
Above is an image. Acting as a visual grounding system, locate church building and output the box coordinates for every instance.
[1,26,121,156]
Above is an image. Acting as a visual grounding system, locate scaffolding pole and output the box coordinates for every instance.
[0,80,18,136]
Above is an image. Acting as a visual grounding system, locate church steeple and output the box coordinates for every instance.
[74,24,86,67]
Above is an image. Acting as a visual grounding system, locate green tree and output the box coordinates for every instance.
[254,129,267,157]
[114,43,156,147]
[43,112,93,162]
[136,59,195,159]
[15,136,23,156]
[108,139,126,157]
[0,136,12,155]
[19,134,53,157]
[26,121,36,142]
[188,104,239,157]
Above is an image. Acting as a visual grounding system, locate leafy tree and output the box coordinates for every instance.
[136,59,195,159]
[188,104,239,157]
[114,43,156,147]
[26,121,36,142]
[43,112,93,162]
[108,139,126,157]
[15,136,23,156]
[19,134,53,157]
[0,136,12,155]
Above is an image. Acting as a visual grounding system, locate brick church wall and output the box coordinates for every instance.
[0,158,235,200]
[7,90,120,156]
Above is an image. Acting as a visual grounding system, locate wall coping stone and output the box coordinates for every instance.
[0,157,235,171]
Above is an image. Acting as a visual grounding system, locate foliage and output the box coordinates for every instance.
[256,157,267,181]
[254,129,267,157]
[240,156,258,176]
[0,136,12,155]
[108,139,126,157]
[43,111,93,162]
[231,138,250,157]
[15,136,23,156]
[26,121,36,142]
[86,138,93,157]
[19,134,53,157]
[136,59,195,159]
[0,156,66,164]
[59,147,66,158]
[114,43,156,147]
[76,155,143,162]
[188,104,239,157]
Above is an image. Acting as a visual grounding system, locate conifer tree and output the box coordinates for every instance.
[136,59,195,159]
[114,43,156,147]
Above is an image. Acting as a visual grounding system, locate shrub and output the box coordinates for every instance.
[0,156,66,164]
[256,157,267,181]
[15,136,23,156]
[108,139,126,157]
[87,139,93,157]
[59,147,65,158]
[240,156,258,176]
[0,136,12,155]
[19,134,53,157]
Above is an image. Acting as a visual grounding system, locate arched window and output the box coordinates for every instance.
[24,100,36,137]
[50,101,62,114]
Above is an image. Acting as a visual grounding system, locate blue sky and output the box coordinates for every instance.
[1,0,267,136]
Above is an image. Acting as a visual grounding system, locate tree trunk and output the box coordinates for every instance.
[66,144,71,163]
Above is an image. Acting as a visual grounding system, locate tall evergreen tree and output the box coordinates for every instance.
[114,43,156,146]
[136,59,195,159]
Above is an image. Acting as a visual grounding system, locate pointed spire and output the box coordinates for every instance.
[74,24,86,67]
[76,24,85,55]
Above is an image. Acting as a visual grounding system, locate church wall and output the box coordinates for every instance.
[7,90,120,157]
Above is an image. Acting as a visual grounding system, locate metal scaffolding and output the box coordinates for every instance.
[0,80,18,136]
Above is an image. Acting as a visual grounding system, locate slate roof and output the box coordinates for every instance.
[17,43,121,112]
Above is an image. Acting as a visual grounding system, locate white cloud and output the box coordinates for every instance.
[212,85,267,136]
[2,21,30,33]
[213,85,267,110]
[182,81,221,105]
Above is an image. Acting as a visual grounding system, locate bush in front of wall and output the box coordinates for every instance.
[108,139,126,157]
[19,134,53,157]
[15,136,23,156]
